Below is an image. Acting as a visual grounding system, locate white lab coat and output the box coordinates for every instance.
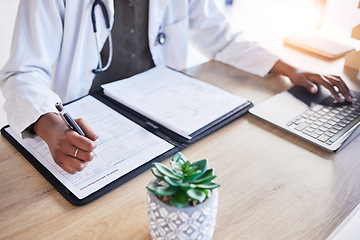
[0,0,279,136]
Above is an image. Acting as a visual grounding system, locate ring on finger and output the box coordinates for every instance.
[74,148,79,158]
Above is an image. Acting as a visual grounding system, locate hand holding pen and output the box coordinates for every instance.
[48,102,98,173]
[32,108,98,174]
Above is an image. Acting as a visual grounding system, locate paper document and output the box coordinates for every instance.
[102,66,248,138]
[327,202,360,240]
[7,96,174,199]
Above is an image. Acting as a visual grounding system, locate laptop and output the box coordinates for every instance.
[249,86,360,152]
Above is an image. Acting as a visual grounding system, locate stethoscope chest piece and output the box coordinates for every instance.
[157,32,166,45]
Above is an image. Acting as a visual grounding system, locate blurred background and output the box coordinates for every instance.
[0,0,359,128]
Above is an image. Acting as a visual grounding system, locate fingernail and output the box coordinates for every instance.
[93,133,98,140]
[311,85,318,93]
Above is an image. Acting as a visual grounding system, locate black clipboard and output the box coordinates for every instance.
[1,90,253,206]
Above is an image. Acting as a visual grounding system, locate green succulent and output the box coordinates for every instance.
[147,152,220,208]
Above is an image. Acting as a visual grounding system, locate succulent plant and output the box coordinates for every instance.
[147,152,220,208]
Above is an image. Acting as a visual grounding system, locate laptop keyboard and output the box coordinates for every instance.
[287,92,360,146]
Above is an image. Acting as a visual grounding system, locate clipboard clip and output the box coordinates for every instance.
[145,121,159,131]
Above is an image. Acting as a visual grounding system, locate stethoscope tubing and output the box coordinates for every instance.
[92,0,113,73]
[91,0,166,73]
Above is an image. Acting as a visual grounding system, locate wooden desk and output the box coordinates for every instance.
[1,47,360,239]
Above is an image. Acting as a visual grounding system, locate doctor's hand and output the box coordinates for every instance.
[270,60,353,103]
[33,113,98,174]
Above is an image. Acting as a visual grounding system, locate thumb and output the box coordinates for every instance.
[289,72,319,94]
[305,82,318,94]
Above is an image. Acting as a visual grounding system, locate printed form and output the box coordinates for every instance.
[7,96,174,199]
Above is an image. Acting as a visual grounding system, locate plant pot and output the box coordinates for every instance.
[147,188,218,240]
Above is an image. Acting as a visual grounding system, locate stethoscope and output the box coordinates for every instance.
[92,0,113,73]
[91,0,166,73]
[156,31,166,45]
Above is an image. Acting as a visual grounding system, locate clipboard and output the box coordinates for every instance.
[1,122,180,206]
[1,68,253,206]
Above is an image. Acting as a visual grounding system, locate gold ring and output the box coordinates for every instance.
[74,148,79,158]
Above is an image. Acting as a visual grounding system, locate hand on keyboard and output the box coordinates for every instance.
[288,71,353,104]
[269,60,353,103]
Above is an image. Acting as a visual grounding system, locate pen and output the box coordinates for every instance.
[55,102,85,136]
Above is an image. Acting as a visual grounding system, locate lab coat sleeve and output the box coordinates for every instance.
[188,0,280,77]
[0,0,64,136]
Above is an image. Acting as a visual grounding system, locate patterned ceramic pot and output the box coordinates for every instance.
[147,188,218,240]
